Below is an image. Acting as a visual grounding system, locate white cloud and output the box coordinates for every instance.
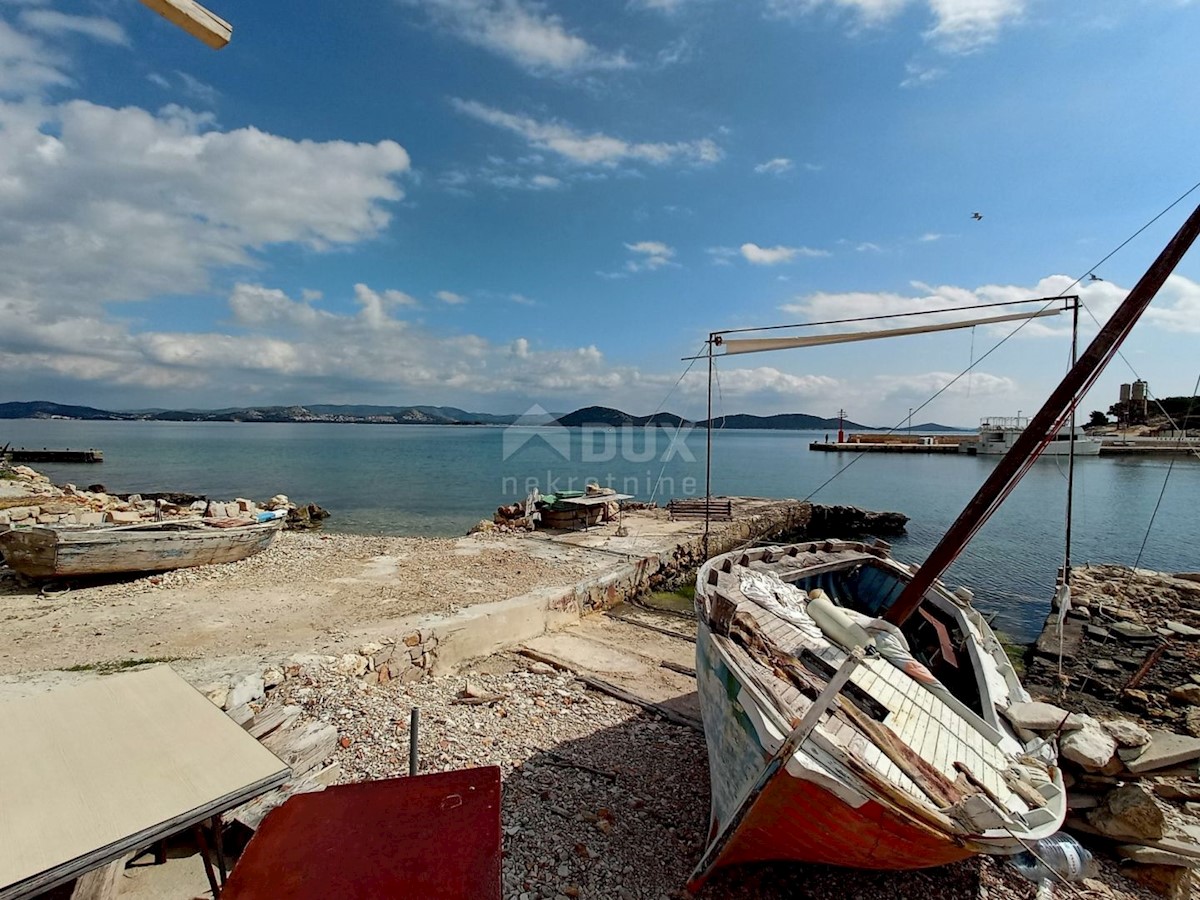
[740,242,829,265]
[624,240,676,272]
[0,98,411,310]
[0,18,70,95]
[926,0,1025,52]
[437,290,468,305]
[768,0,1025,52]
[856,241,882,253]
[919,232,943,242]
[706,246,739,266]
[405,0,630,74]
[175,71,219,105]
[900,60,947,87]
[452,98,722,167]
[18,9,128,46]
[631,0,695,11]
[754,157,793,175]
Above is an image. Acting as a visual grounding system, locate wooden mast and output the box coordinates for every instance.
[138,0,232,49]
[885,201,1200,626]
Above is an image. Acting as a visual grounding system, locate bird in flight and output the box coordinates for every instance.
[971,212,983,221]
[1089,273,1103,282]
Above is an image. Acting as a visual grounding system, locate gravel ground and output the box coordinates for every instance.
[272,657,1164,900]
[0,531,605,675]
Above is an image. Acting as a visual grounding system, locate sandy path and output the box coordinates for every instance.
[0,530,607,676]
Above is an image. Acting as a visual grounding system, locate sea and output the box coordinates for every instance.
[4,418,1198,643]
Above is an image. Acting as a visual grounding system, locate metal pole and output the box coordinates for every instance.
[1064,297,1079,585]
[409,707,419,776]
[704,335,714,558]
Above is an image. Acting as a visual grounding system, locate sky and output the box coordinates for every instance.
[1,0,1199,427]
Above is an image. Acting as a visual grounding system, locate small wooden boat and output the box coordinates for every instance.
[0,518,283,578]
[690,540,1066,888]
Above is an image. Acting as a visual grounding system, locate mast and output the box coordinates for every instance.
[704,334,715,557]
[885,201,1200,626]
[1064,297,1080,586]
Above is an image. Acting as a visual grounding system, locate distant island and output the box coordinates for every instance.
[0,400,968,432]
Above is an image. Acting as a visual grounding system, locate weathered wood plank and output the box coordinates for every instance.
[138,0,231,48]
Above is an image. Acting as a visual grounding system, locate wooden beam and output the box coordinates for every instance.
[138,0,232,49]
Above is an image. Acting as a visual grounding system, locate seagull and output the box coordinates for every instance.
[1089,273,1103,282]
[971,212,983,221]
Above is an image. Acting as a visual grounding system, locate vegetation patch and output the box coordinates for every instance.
[61,656,184,675]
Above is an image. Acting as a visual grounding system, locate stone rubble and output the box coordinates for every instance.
[1023,565,1200,898]
[0,464,328,530]
[186,652,1164,900]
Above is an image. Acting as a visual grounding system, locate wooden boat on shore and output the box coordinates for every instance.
[0,518,283,578]
[690,540,1065,887]
[689,202,1200,887]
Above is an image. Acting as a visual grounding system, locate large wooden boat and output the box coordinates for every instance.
[0,518,282,578]
[690,540,1065,888]
[689,201,1200,887]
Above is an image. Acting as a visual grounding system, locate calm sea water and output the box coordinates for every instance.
[5,419,1198,642]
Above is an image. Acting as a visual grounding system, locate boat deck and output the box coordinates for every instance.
[717,561,1034,819]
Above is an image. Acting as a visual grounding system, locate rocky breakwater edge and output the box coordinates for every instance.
[0,462,329,534]
[1014,566,1200,898]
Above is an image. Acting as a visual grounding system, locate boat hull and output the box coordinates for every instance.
[0,522,282,578]
[692,618,972,889]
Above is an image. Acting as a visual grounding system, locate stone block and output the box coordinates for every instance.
[1171,685,1200,705]
[1061,718,1119,771]
[77,512,105,526]
[106,510,141,525]
[1121,731,1200,774]
[7,506,37,521]
[1103,718,1153,748]
[332,654,368,678]
[202,684,229,708]
[226,673,265,710]
[1088,783,1165,841]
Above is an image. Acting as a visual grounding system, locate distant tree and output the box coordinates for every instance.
[1088,410,1110,427]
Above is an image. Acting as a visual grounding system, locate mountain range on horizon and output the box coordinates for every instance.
[0,400,970,433]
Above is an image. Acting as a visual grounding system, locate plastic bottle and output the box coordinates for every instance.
[1007,832,1095,886]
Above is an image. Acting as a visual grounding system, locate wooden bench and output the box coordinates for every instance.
[668,498,733,522]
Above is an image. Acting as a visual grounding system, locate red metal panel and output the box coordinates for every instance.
[222,767,502,900]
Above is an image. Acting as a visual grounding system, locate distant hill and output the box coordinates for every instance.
[1,400,963,431]
[552,406,691,428]
[0,401,129,420]
[909,422,973,433]
[698,413,868,431]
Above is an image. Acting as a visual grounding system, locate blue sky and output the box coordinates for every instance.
[2,0,1199,426]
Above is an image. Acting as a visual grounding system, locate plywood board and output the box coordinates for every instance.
[0,666,289,899]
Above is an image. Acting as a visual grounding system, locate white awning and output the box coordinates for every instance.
[720,308,1061,356]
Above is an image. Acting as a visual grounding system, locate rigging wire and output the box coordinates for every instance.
[797,295,1064,504]
[647,339,709,505]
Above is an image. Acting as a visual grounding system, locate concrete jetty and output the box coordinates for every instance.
[3,448,103,463]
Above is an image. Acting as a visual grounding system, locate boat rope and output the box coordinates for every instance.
[647,338,709,507]
[797,295,1065,504]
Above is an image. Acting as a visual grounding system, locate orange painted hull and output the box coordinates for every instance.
[709,767,972,874]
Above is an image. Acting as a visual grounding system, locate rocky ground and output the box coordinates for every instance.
[257,655,1160,900]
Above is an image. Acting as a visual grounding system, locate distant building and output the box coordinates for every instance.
[1116,380,1149,425]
